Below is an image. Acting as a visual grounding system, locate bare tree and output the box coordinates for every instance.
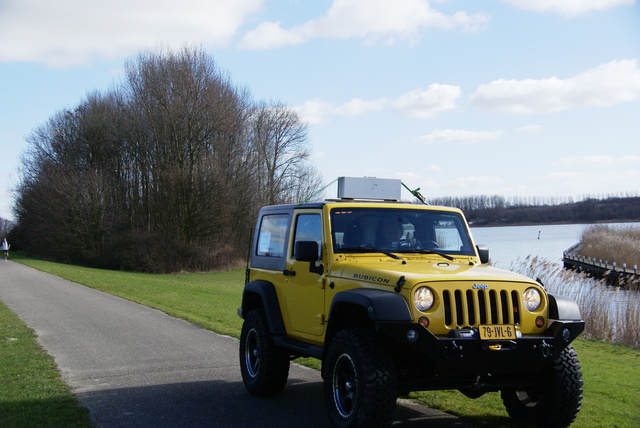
[249,102,321,205]
[13,46,323,272]
[0,217,13,238]
[122,47,251,244]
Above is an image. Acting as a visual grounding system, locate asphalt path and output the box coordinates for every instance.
[0,261,476,427]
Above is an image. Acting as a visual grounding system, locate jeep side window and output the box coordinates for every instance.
[293,213,322,259]
[256,214,289,257]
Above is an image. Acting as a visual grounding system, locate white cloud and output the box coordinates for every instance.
[418,128,504,144]
[543,158,640,195]
[556,155,640,166]
[471,59,640,114]
[557,156,614,166]
[516,124,543,133]
[423,164,443,172]
[395,171,422,182]
[294,98,388,124]
[451,176,504,189]
[391,84,461,118]
[294,99,335,125]
[545,171,589,182]
[239,0,489,49]
[333,98,388,116]
[0,0,263,67]
[238,21,306,50]
[542,169,640,194]
[296,83,459,124]
[503,0,635,18]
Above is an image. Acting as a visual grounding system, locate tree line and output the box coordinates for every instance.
[0,217,12,239]
[428,194,640,225]
[10,47,321,272]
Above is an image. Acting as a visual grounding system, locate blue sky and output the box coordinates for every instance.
[1,0,639,221]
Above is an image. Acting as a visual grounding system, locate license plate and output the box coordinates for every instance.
[479,324,516,340]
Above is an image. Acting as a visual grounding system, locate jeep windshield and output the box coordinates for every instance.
[331,207,475,258]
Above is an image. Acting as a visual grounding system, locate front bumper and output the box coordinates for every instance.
[377,319,585,365]
[376,320,584,392]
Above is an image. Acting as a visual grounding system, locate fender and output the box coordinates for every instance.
[548,293,582,321]
[330,288,412,322]
[241,280,286,335]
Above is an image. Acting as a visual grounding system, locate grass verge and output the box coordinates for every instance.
[7,253,640,427]
[409,339,640,427]
[0,298,93,427]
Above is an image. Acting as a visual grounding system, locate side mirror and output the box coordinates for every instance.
[295,241,324,275]
[476,245,489,264]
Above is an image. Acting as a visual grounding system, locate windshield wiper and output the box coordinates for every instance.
[340,246,405,261]
[400,249,455,261]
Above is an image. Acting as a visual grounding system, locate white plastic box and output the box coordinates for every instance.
[337,177,401,201]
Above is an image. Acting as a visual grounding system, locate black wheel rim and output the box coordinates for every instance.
[244,328,260,378]
[515,390,540,407]
[332,353,357,419]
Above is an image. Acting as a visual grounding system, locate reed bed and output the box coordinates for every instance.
[512,256,640,348]
[579,224,640,268]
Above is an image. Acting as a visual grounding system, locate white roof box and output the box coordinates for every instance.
[337,177,401,201]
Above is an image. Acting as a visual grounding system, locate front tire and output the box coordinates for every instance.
[501,345,583,428]
[323,329,397,428]
[239,309,290,396]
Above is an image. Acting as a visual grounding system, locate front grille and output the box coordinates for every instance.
[442,288,521,328]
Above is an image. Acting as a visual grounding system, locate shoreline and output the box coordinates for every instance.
[469,219,640,228]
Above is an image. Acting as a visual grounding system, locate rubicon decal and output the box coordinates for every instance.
[353,274,390,284]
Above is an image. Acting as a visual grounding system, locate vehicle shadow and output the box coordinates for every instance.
[74,376,480,428]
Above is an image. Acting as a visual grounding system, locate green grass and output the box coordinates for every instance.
[7,253,640,427]
[0,299,93,427]
[409,339,640,427]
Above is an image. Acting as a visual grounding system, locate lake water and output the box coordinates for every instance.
[470,222,640,269]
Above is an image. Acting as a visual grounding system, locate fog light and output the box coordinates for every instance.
[562,328,571,342]
[418,316,429,328]
[535,316,545,328]
[407,329,418,342]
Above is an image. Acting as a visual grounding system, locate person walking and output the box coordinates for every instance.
[2,237,10,262]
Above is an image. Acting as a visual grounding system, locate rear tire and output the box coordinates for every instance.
[501,345,583,428]
[239,309,290,396]
[323,329,397,428]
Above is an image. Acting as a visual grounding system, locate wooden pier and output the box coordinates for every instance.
[563,243,639,287]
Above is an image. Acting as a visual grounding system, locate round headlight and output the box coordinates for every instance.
[523,287,542,311]
[414,286,434,312]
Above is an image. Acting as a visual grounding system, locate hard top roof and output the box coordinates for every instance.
[258,199,461,213]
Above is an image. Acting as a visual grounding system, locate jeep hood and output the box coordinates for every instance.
[332,257,536,287]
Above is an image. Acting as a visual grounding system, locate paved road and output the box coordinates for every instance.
[0,261,475,427]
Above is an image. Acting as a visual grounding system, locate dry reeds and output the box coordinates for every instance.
[512,256,640,348]
[579,224,640,269]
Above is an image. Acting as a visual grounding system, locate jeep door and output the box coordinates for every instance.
[284,210,326,337]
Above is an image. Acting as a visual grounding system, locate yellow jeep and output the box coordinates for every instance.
[239,177,584,427]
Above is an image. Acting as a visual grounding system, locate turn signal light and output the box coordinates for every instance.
[418,316,429,328]
[535,316,545,328]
